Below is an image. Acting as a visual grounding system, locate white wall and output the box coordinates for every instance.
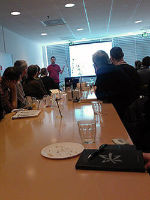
[0,26,43,67]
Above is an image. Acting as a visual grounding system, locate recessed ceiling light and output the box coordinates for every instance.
[135,20,142,24]
[41,33,47,36]
[11,11,21,16]
[65,3,75,8]
[77,28,84,31]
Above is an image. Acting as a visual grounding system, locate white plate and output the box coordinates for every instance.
[41,142,84,159]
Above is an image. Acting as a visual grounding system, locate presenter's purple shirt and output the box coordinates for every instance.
[47,64,61,83]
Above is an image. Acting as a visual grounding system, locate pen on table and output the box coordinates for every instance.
[88,144,107,160]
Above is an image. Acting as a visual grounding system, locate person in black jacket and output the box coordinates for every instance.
[93,50,138,120]
[40,68,58,94]
[23,65,47,99]
[137,56,150,95]
[110,47,141,96]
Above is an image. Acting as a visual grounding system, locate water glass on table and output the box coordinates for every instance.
[81,91,88,100]
[25,96,32,107]
[77,120,96,144]
[32,97,40,109]
[43,95,52,107]
[92,102,102,115]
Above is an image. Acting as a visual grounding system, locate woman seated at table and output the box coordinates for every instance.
[1,67,20,114]
[23,65,47,99]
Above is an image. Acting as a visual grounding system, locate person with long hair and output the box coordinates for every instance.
[23,65,47,99]
[14,60,28,108]
[1,67,20,113]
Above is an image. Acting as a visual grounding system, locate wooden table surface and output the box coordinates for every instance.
[0,99,150,200]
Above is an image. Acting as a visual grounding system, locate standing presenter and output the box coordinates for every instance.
[47,56,65,89]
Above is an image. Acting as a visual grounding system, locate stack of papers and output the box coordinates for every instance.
[12,110,41,119]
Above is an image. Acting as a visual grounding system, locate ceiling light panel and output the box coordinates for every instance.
[65,4,75,8]
[41,33,47,36]
[77,28,84,31]
[11,11,21,16]
[135,20,142,24]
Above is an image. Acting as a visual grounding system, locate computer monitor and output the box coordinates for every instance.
[65,77,79,89]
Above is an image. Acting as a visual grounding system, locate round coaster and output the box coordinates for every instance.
[41,142,84,159]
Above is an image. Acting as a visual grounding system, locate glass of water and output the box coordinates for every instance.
[92,102,102,115]
[77,120,96,144]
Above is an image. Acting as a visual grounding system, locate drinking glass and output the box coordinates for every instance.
[77,120,96,144]
[25,96,32,107]
[32,97,39,109]
[92,102,102,115]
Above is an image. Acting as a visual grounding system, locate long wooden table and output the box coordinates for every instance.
[0,99,150,200]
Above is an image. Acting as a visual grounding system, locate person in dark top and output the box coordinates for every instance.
[23,65,47,99]
[137,56,150,95]
[110,47,141,97]
[0,71,3,120]
[93,50,138,120]
[35,65,41,78]
[40,68,57,94]
[135,60,142,71]
[1,67,20,113]
[14,60,28,108]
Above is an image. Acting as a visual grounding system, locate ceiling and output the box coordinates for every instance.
[0,0,150,45]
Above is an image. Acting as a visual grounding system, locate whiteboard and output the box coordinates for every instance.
[0,52,13,75]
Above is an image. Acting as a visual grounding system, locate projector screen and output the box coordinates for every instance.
[70,41,112,77]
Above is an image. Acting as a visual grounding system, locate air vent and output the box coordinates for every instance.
[41,18,66,27]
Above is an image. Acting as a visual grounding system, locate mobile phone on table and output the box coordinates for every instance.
[112,138,129,145]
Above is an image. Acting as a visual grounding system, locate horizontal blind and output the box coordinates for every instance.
[113,34,150,66]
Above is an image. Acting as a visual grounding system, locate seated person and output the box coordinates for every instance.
[1,67,20,113]
[34,65,47,94]
[0,84,4,120]
[36,65,41,78]
[0,70,4,119]
[14,60,28,108]
[23,65,47,99]
[93,50,138,120]
[40,68,57,94]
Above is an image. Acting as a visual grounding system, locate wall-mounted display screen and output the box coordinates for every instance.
[70,41,112,77]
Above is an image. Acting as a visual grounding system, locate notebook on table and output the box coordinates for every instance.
[12,110,41,119]
[75,145,145,173]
